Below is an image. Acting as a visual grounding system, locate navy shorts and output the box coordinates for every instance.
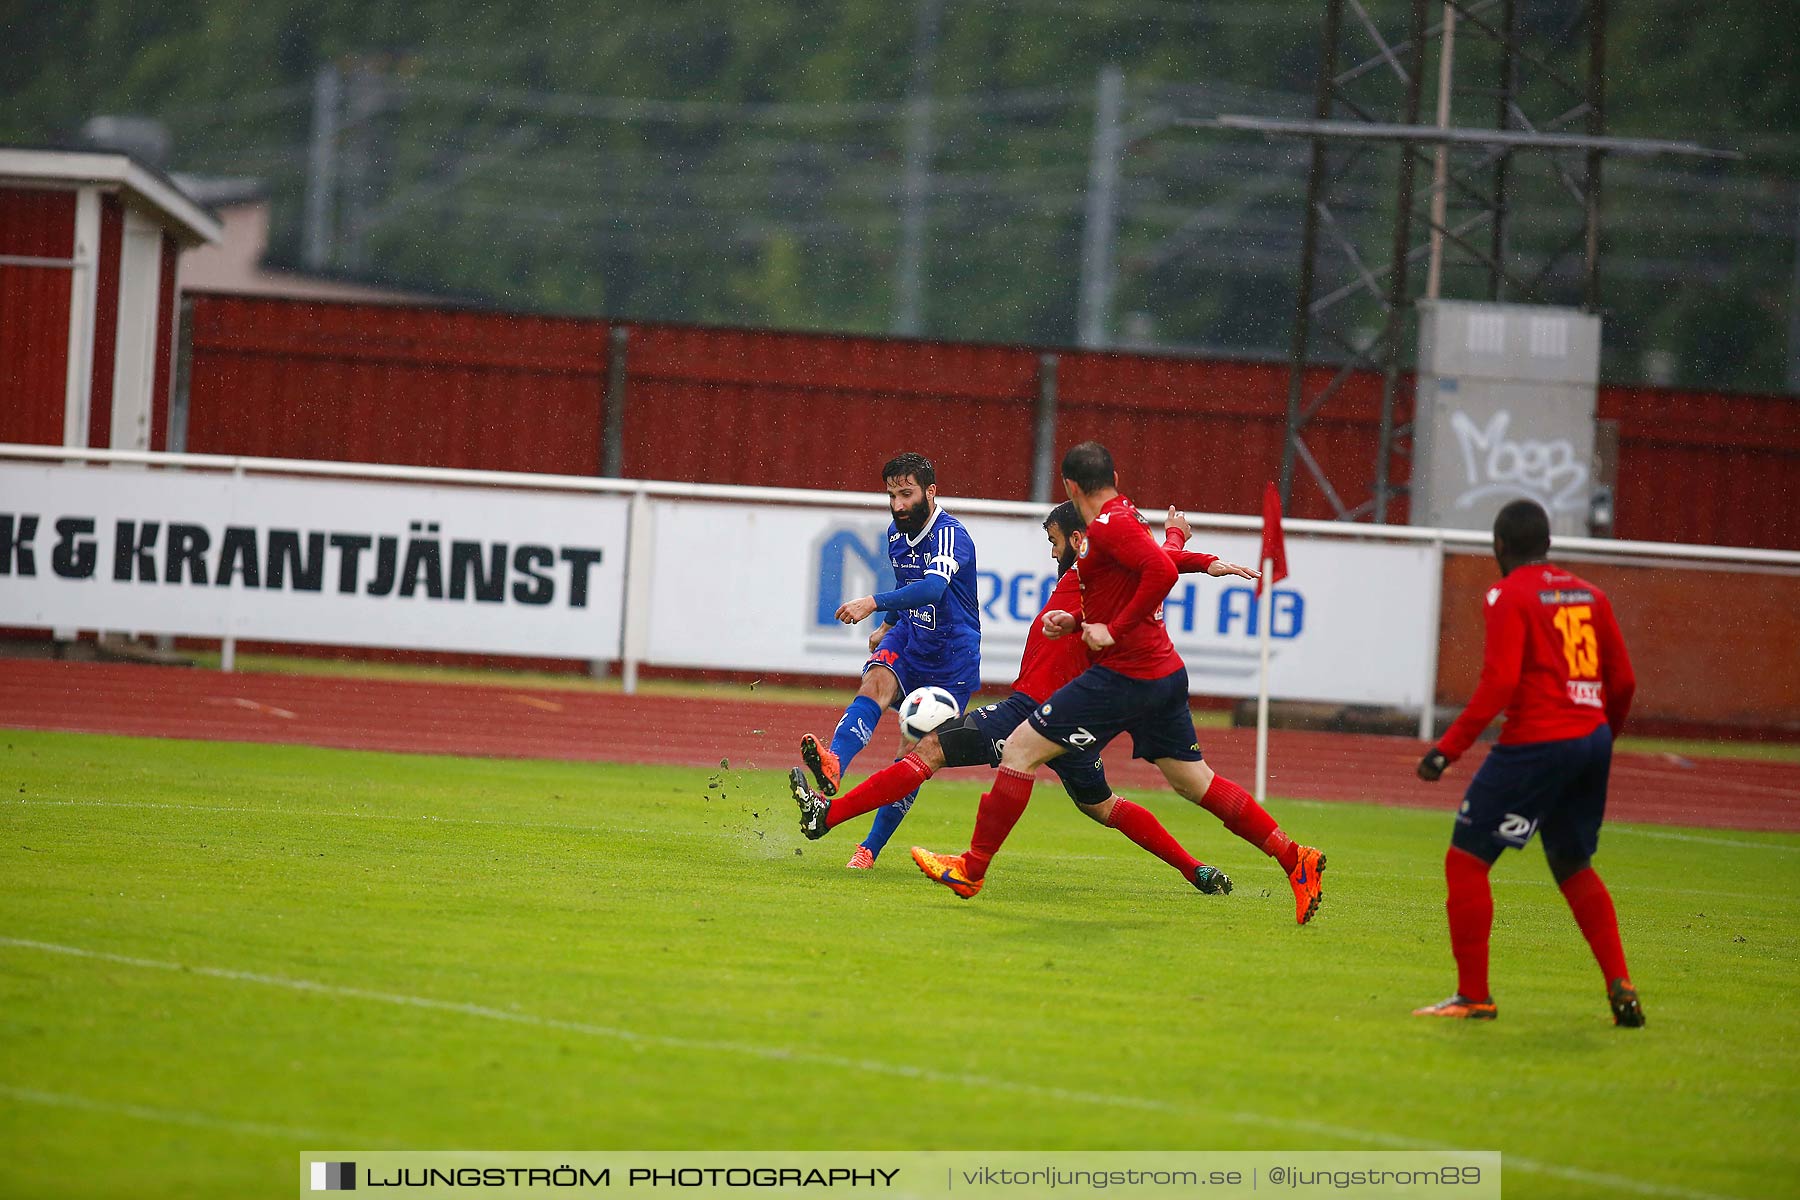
[1026,665,1204,765]
[863,622,976,713]
[1453,724,1613,863]
[946,691,1112,806]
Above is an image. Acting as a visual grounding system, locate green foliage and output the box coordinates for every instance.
[3,1,1792,390]
[3,729,1797,1198]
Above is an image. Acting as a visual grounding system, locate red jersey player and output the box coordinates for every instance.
[789,501,1244,894]
[911,441,1328,924]
[1413,498,1642,1026]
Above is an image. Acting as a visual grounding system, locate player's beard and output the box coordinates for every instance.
[1057,548,1076,575]
[893,497,930,535]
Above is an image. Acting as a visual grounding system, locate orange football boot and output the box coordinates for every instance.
[799,733,843,797]
[911,846,983,898]
[1288,845,1326,925]
[1412,994,1498,1020]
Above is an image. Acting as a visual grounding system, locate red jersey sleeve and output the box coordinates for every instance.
[1437,584,1527,762]
[1048,569,1083,624]
[1043,569,1084,630]
[1096,515,1179,641]
[1594,594,1636,737]
[1163,528,1218,574]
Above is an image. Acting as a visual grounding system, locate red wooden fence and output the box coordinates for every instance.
[179,293,1800,548]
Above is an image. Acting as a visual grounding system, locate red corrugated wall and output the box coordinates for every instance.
[179,294,1799,549]
[1600,385,1800,549]
[1054,351,1402,522]
[621,324,1041,495]
[0,190,76,445]
[186,295,611,473]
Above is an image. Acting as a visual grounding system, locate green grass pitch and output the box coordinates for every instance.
[2,730,1795,1199]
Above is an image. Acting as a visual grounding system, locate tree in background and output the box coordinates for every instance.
[5,0,1791,393]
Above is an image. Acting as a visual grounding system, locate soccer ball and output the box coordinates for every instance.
[898,686,962,742]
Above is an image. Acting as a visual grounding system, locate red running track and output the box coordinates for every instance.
[2,660,1794,832]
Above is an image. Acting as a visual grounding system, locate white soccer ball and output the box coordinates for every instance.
[898,685,962,742]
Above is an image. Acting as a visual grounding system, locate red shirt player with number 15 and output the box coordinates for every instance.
[1413,498,1642,1027]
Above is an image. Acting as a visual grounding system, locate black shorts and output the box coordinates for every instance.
[943,691,1112,806]
[1453,724,1613,863]
[1026,665,1204,765]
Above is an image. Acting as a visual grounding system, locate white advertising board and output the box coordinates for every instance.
[644,499,1438,707]
[0,463,628,658]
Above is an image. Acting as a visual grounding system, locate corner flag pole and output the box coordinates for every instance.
[1255,553,1274,804]
[1253,481,1288,806]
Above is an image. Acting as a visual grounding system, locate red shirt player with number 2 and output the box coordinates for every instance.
[1413,498,1642,1026]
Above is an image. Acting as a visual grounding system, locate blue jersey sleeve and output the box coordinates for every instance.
[874,574,949,612]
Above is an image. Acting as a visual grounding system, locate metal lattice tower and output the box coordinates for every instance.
[1222,0,1632,522]
[1205,0,1735,523]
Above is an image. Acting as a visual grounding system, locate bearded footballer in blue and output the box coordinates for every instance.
[799,452,981,868]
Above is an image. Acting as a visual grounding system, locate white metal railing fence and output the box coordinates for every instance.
[6,443,1795,564]
[4,444,1796,740]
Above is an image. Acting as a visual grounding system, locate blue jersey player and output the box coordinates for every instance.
[799,452,981,869]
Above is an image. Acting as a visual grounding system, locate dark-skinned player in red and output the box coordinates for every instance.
[790,500,1258,894]
[912,441,1328,924]
[1413,498,1642,1026]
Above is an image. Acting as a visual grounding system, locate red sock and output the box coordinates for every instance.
[824,754,933,828]
[1559,866,1631,983]
[962,766,1035,881]
[1445,847,1494,1000]
[1199,774,1299,873]
[1106,798,1201,878]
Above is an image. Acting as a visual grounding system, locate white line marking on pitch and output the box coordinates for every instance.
[1334,869,1786,905]
[19,795,1798,854]
[0,936,1745,1200]
[14,787,1799,847]
[1607,827,1800,852]
[5,797,705,840]
[1274,796,1800,840]
[13,799,1795,904]
[0,1083,335,1141]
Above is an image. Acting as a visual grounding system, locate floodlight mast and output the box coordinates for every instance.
[1193,0,1733,525]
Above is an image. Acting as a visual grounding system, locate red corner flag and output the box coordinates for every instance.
[1258,481,1288,596]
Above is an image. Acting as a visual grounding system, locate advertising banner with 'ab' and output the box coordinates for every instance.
[0,464,628,659]
[645,500,1438,708]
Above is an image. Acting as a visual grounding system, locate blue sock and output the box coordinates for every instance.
[861,787,920,858]
[828,695,882,775]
